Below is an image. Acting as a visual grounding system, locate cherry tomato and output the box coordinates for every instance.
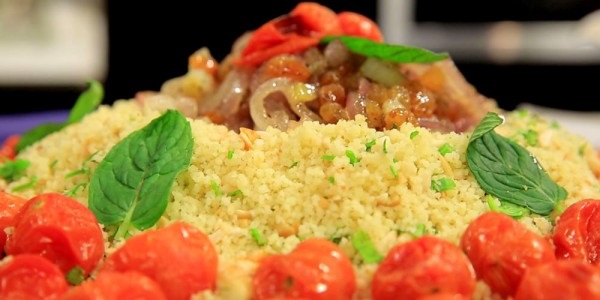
[417,294,471,300]
[4,193,105,277]
[289,2,341,35]
[553,199,600,264]
[460,212,556,298]
[0,254,68,300]
[514,260,600,300]
[0,191,27,256]
[100,221,218,300]
[338,11,384,42]
[61,270,167,300]
[0,135,20,162]
[371,236,476,300]
[252,238,356,300]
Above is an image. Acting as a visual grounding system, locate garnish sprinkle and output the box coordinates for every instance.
[351,230,384,264]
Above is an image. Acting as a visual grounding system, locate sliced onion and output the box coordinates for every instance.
[199,69,250,113]
[249,77,321,131]
[360,57,405,87]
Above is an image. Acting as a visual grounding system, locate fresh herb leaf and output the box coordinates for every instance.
[328,176,336,184]
[11,175,37,192]
[321,154,335,161]
[486,195,528,219]
[467,112,567,215]
[321,36,449,63]
[438,143,454,156]
[365,139,376,152]
[210,180,223,196]
[345,150,360,165]
[228,189,244,198]
[0,158,30,181]
[16,80,104,152]
[410,130,420,139]
[351,230,384,264]
[390,165,398,179]
[227,149,234,160]
[383,139,388,153]
[88,110,193,239]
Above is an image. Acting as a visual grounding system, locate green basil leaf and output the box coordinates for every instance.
[16,80,103,153]
[89,110,193,239]
[321,36,449,63]
[467,113,567,215]
[66,80,104,125]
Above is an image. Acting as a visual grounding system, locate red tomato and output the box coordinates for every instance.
[417,294,470,300]
[0,254,68,300]
[4,193,105,276]
[289,2,341,35]
[371,236,476,300]
[0,191,27,256]
[61,271,167,300]
[0,135,20,162]
[99,221,218,300]
[460,212,556,298]
[553,199,600,265]
[338,11,384,42]
[252,238,356,300]
[514,260,600,300]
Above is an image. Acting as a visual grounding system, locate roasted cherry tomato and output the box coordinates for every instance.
[371,236,476,300]
[252,238,356,300]
[0,135,20,162]
[0,254,68,300]
[100,221,218,300]
[4,193,105,277]
[338,11,384,42]
[460,212,556,298]
[0,190,26,256]
[61,271,167,300]
[289,2,341,35]
[553,199,600,265]
[514,260,600,300]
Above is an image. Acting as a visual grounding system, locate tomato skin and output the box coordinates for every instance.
[0,254,69,300]
[460,212,556,298]
[553,199,600,264]
[338,11,384,42]
[371,236,476,300]
[252,238,356,300]
[4,193,105,276]
[514,260,600,300]
[0,135,20,162]
[61,271,168,300]
[289,2,342,36]
[100,221,218,300]
[0,191,27,256]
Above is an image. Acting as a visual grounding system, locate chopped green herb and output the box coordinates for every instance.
[383,139,388,153]
[66,266,85,285]
[410,130,419,139]
[365,139,376,152]
[250,228,267,246]
[550,121,560,129]
[65,183,87,197]
[289,161,299,168]
[227,149,234,160]
[438,143,454,156]
[321,36,449,63]
[328,176,336,184]
[351,230,384,264]
[413,224,428,237]
[11,176,38,192]
[431,177,456,192]
[516,109,529,118]
[578,144,586,156]
[345,150,360,165]
[467,112,567,216]
[331,236,343,244]
[49,160,58,169]
[17,80,104,153]
[0,158,30,181]
[486,195,528,219]
[88,110,194,240]
[521,129,538,146]
[389,165,398,179]
[321,154,335,161]
[228,189,244,198]
[210,180,223,196]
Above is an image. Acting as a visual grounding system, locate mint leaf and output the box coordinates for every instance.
[16,80,104,152]
[321,36,449,63]
[467,112,567,215]
[89,110,193,239]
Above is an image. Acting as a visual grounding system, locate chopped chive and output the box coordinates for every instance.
[438,143,454,156]
[413,224,427,237]
[365,139,376,152]
[321,154,335,161]
[11,176,38,192]
[65,183,87,197]
[289,161,299,168]
[331,236,343,244]
[351,230,384,264]
[578,144,586,156]
[227,149,234,159]
[345,150,360,165]
[49,160,58,169]
[550,121,560,129]
[65,169,87,179]
[210,180,222,196]
[431,177,456,192]
[522,129,538,146]
[383,139,388,153]
[228,189,244,198]
[410,130,419,139]
[250,228,267,246]
[328,176,336,184]
[389,165,398,178]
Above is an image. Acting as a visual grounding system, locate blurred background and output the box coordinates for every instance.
[1,0,599,139]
